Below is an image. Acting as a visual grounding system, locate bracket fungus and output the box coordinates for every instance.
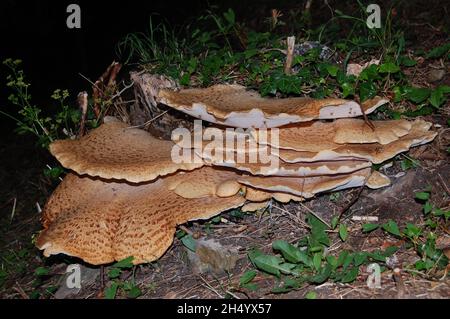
[158,84,387,128]
[50,119,203,183]
[37,168,246,265]
[36,81,437,266]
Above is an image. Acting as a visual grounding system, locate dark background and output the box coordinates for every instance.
[0,0,447,132]
[0,0,302,115]
[0,1,214,115]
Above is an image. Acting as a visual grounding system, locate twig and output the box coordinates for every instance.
[77,91,88,137]
[179,225,194,236]
[198,275,224,298]
[126,110,169,130]
[110,81,135,100]
[284,36,296,75]
[14,282,29,299]
[393,268,406,298]
[438,173,450,196]
[337,185,366,223]
[10,197,17,223]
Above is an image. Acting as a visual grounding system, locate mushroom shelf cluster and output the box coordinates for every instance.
[36,84,437,265]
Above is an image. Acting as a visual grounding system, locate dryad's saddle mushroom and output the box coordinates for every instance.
[36,82,437,265]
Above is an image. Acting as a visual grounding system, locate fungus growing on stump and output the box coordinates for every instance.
[36,81,437,266]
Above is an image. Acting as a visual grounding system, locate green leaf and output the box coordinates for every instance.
[181,234,197,252]
[359,64,379,81]
[382,246,399,257]
[241,282,259,291]
[309,264,332,284]
[272,240,310,265]
[104,282,119,299]
[339,224,348,242]
[313,252,322,271]
[359,81,377,102]
[251,254,284,277]
[127,285,142,299]
[223,8,235,25]
[406,87,431,104]
[112,256,134,269]
[336,250,349,267]
[379,62,400,73]
[403,223,422,238]
[340,266,359,283]
[305,291,317,299]
[331,216,339,230]
[108,268,121,279]
[307,213,330,246]
[382,220,402,237]
[415,191,430,201]
[342,253,354,270]
[362,223,379,232]
[426,43,450,59]
[399,56,417,67]
[353,252,368,266]
[239,270,257,285]
[429,85,450,108]
[34,267,49,276]
[326,64,339,77]
[341,82,355,98]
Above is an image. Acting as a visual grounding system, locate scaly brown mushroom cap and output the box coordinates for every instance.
[158,84,386,128]
[49,120,204,183]
[366,170,391,189]
[244,187,303,203]
[253,118,413,151]
[276,119,436,164]
[238,168,372,198]
[201,149,372,177]
[36,168,245,265]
